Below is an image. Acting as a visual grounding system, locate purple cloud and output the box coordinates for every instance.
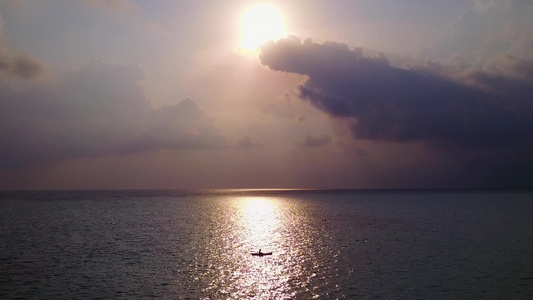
[260,36,533,148]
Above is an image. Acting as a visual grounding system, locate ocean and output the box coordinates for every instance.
[0,189,531,299]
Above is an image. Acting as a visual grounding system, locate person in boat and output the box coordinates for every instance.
[258,249,262,254]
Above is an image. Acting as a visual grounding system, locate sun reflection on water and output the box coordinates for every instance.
[228,196,292,298]
[200,195,329,299]
[238,197,281,253]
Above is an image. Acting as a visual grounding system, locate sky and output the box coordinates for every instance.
[0,0,532,189]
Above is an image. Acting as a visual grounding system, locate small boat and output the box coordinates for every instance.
[251,251,272,256]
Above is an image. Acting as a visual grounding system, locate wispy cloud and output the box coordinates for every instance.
[0,61,225,169]
[0,52,44,79]
[0,11,45,79]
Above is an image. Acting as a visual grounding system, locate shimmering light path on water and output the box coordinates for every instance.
[0,190,532,299]
[192,195,343,299]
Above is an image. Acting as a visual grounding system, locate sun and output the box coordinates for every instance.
[240,3,286,51]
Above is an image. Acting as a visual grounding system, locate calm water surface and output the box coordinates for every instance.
[0,190,532,299]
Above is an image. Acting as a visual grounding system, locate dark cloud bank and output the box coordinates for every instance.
[0,61,224,169]
[260,36,533,188]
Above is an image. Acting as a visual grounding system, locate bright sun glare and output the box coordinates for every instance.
[240,3,286,51]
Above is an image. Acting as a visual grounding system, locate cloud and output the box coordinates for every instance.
[261,103,294,118]
[260,36,533,188]
[235,135,262,149]
[0,11,46,79]
[260,36,533,149]
[236,136,253,149]
[296,115,306,122]
[0,61,225,169]
[296,133,332,148]
[424,0,533,60]
[0,52,45,79]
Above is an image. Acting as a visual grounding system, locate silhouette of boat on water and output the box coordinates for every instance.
[251,249,272,256]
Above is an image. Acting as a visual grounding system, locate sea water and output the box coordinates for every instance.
[0,189,531,299]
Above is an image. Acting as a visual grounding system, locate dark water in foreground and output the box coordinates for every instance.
[0,189,532,299]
